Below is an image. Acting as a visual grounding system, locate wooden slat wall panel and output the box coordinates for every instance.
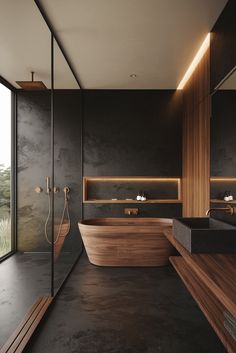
[182,48,210,216]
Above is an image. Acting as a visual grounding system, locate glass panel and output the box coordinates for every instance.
[53,39,82,293]
[0,83,12,258]
[0,1,52,348]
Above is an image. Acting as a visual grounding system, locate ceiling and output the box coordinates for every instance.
[0,0,228,89]
[0,0,78,89]
[39,0,228,89]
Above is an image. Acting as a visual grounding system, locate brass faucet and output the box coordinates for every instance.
[206,205,236,216]
[124,208,139,216]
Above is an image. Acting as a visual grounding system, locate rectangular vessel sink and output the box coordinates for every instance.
[173,218,236,253]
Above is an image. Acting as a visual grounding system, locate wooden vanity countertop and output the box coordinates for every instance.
[164,228,236,318]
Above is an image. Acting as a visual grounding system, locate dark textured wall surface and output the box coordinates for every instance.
[17,91,51,252]
[54,91,82,252]
[83,90,182,218]
[84,90,182,176]
[17,90,82,252]
[211,0,236,91]
[17,89,183,248]
[83,203,182,219]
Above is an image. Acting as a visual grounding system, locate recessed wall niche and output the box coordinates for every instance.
[83,177,182,204]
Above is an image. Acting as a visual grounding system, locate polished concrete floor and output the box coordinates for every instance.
[0,251,78,349]
[0,253,50,348]
[25,253,227,353]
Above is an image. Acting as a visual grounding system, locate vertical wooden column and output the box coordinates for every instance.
[182,49,210,216]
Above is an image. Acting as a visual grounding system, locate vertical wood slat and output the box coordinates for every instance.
[182,49,210,217]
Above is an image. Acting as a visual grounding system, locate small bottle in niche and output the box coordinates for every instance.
[228,191,233,201]
[136,191,142,201]
[224,191,230,202]
[141,192,146,201]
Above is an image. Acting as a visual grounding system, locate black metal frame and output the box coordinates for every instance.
[0,79,17,263]
[211,64,236,96]
[50,34,55,297]
[81,90,84,220]
[0,0,85,293]
[0,75,16,92]
[34,0,83,89]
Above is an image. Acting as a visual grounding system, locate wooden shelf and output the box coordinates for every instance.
[165,228,236,318]
[165,228,236,352]
[210,199,236,204]
[170,256,236,353]
[83,199,182,204]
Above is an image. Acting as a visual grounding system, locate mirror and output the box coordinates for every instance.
[210,69,236,220]
[210,0,236,224]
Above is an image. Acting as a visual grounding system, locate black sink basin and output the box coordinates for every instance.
[173,217,236,253]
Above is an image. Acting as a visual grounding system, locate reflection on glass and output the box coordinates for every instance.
[0,83,12,258]
[53,38,82,293]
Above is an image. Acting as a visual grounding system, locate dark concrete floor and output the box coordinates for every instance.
[0,253,51,348]
[25,253,227,353]
[0,251,78,349]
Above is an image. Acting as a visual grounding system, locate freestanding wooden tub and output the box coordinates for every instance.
[78,218,175,267]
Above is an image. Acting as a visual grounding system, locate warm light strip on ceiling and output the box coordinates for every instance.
[177,33,210,90]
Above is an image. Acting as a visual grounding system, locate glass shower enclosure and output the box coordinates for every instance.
[0,0,82,349]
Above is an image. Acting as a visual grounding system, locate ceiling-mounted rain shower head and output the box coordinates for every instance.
[16,71,47,90]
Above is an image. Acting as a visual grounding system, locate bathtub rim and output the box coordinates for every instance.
[78,217,173,229]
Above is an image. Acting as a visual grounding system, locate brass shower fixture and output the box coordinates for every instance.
[16,71,47,90]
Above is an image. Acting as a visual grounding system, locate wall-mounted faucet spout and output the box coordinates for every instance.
[206,205,236,216]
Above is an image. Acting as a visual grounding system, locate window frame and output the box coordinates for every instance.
[0,76,16,262]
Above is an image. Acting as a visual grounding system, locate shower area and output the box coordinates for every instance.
[0,1,83,350]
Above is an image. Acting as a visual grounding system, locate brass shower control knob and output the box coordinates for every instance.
[35,186,43,193]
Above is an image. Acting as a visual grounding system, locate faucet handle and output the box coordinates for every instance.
[228,205,236,216]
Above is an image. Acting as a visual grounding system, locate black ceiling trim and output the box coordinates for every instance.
[0,75,16,92]
[34,0,83,89]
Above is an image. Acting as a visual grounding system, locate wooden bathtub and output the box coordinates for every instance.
[78,218,175,267]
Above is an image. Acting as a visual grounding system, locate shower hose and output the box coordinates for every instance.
[44,187,71,245]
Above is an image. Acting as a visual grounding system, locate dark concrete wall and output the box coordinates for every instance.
[17,89,183,251]
[83,90,183,218]
[17,90,82,252]
[83,90,182,176]
[17,91,51,252]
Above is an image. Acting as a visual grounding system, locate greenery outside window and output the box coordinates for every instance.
[0,82,13,259]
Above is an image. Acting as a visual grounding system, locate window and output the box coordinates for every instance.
[0,82,13,259]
